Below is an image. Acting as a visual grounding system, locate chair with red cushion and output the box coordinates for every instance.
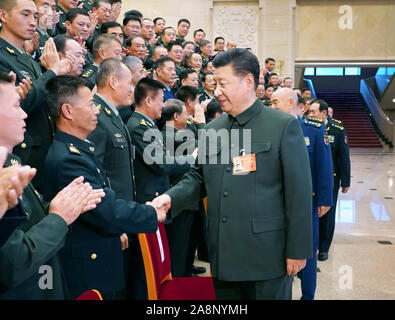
[75,289,103,300]
[138,222,216,300]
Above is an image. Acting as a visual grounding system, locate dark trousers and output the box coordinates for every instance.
[298,210,319,300]
[124,236,148,300]
[213,275,293,300]
[165,210,195,277]
[319,178,340,253]
[186,206,207,275]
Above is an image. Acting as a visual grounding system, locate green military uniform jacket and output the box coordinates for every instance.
[0,38,56,191]
[88,94,137,202]
[41,130,158,298]
[166,99,313,281]
[126,111,194,205]
[55,5,67,35]
[81,64,98,90]
[0,154,68,300]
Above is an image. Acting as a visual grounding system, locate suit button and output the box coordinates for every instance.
[334,173,337,176]
[91,253,97,260]
[21,143,27,149]
[223,192,228,197]
[221,217,227,223]
[155,192,159,197]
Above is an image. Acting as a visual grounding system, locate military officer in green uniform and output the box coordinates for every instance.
[0,73,104,300]
[87,59,150,299]
[308,100,351,262]
[81,34,122,89]
[42,75,165,299]
[153,49,313,300]
[55,0,79,34]
[0,0,72,191]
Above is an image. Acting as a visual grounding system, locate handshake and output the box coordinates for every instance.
[146,194,172,223]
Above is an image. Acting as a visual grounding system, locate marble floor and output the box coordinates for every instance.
[194,147,395,300]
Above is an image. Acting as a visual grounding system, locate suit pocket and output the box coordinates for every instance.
[251,142,271,154]
[252,216,285,234]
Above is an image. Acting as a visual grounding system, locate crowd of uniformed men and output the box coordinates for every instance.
[0,0,350,300]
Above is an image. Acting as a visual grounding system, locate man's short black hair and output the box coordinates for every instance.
[153,17,165,25]
[268,73,278,78]
[207,99,222,121]
[100,21,122,34]
[0,71,13,84]
[0,0,19,12]
[124,9,143,19]
[214,36,225,44]
[176,86,199,103]
[162,99,184,121]
[301,87,312,93]
[167,41,182,52]
[297,94,305,105]
[179,69,197,82]
[201,72,214,83]
[182,41,195,49]
[213,48,260,89]
[193,29,205,37]
[155,56,174,70]
[264,83,274,90]
[126,35,143,47]
[66,8,89,23]
[177,18,190,27]
[46,76,90,123]
[123,14,141,27]
[134,78,166,106]
[310,99,328,113]
[53,34,74,53]
[265,57,275,64]
[94,0,111,9]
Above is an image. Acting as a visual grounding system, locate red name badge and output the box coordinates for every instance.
[232,154,256,175]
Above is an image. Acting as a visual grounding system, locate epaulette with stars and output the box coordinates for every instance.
[304,119,322,128]
[330,122,344,131]
[81,69,93,78]
[306,116,323,123]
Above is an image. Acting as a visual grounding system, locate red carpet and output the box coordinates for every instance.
[317,92,383,148]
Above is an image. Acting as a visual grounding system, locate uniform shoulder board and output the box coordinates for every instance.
[186,119,193,125]
[140,119,149,127]
[333,118,343,124]
[68,144,81,155]
[82,69,93,78]
[96,104,102,111]
[304,119,322,128]
[103,107,111,116]
[6,47,16,55]
[331,123,344,130]
[307,116,322,123]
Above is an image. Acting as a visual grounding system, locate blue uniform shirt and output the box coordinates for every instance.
[298,117,334,209]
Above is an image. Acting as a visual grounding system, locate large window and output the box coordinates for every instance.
[305,67,361,76]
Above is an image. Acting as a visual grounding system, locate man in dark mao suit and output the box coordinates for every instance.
[153,49,313,300]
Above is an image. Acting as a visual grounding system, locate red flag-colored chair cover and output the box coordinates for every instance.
[75,289,103,300]
[138,222,216,300]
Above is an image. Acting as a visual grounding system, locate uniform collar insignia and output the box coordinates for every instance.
[10,158,19,166]
[69,144,81,154]
[104,107,111,115]
[6,47,15,55]
[115,133,122,138]
[96,104,102,111]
